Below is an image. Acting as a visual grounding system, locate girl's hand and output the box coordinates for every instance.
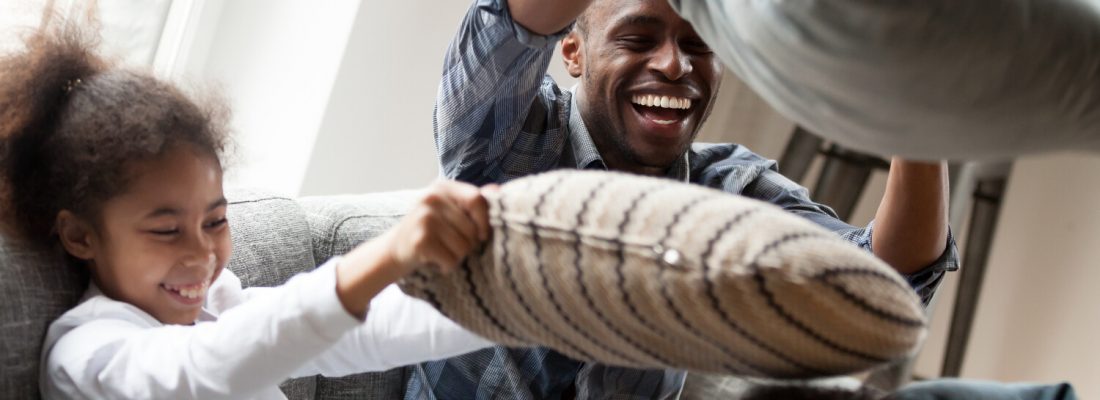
[385,180,493,276]
[334,180,494,318]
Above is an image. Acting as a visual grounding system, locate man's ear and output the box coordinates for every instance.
[56,210,97,261]
[561,32,583,78]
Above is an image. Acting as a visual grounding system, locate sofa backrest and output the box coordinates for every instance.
[0,238,85,398]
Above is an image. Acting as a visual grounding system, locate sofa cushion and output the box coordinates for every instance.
[298,190,419,399]
[226,188,317,287]
[300,190,418,261]
[0,239,85,399]
[225,188,320,398]
[400,170,928,378]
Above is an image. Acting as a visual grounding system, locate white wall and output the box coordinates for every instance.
[0,0,171,66]
[298,1,578,195]
[175,0,361,196]
[919,154,1100,398]
[297,0,466,195]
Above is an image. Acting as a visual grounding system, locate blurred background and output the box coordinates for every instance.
[2,0,1098,397]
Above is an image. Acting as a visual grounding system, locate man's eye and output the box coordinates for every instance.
[618,36,655,48]
[682,39,713,54]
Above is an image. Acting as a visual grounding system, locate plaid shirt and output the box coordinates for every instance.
[409,1,959,399]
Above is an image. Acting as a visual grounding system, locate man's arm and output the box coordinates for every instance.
[435,0,589,184]
[702,145,957,305]
[508,0,592,36]
[871,158,950,275]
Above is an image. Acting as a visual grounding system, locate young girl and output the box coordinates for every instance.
[0,24,495,399]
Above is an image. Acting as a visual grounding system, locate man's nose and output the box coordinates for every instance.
[649,41,692,81]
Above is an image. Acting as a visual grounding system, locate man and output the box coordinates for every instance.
[407,0,957,398]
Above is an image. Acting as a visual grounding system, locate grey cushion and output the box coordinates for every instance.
[299,190,419,399]
[225,188,317,289]
[0,239,86,399]
[225,189,321,398]
[300,190,417,261]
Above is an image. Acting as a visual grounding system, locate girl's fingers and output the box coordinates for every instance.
[425,217,469,272]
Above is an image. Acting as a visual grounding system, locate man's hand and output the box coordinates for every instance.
[507,0,594,35]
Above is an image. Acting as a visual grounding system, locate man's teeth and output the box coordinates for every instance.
[164,281,209,299]
[631,94,692,110]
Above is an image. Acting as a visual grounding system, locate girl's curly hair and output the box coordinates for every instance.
[0,18,231,248]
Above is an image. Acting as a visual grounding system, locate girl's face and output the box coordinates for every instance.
[64,145,232,325]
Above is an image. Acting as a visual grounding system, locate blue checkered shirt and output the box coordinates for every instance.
[407,1,960,399]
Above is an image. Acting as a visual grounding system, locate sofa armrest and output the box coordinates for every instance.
[297,190,419,400]
[226,188,318,288]
[299,190,419,263]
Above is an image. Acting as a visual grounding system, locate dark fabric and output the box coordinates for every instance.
[889,380,1078,400]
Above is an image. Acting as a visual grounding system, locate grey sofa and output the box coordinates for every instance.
[0,188,420,399]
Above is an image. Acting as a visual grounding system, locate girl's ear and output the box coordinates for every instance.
[561,33,583,78]
[56,210,97,261]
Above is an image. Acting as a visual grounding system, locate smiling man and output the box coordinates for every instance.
[414,0,958,398]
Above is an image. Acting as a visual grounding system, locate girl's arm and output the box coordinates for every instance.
[291,284,493,378]
[43,181,493,399]
[43,260,361,399]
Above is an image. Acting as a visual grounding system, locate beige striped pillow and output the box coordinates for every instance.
[399,170,927,378]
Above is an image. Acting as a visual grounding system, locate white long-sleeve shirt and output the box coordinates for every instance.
[39,258,493,399]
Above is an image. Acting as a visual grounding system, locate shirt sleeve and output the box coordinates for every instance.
[43,259,360,399]
[291,284,494,377]
[745,166,960,307]
[434,0,571,184]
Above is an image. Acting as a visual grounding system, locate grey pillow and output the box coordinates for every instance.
[671,0,1100,160]
[401,170,927,378]
[0,239,85,399]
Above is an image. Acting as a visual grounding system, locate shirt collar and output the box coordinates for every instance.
[567,89,606,171]
[85,281,217,325]
[567,88,691,182]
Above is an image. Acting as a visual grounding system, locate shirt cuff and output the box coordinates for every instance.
[493,0,573,49]
[292,257,363,342]
[900,229,960,306]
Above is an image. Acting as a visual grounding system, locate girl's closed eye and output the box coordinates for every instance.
[205,217,228,229]
[149,227,180,236]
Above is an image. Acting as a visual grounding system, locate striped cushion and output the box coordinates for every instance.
[399,170,927,378]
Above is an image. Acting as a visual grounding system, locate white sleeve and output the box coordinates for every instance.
[42,260,360,400]
[291,284,494,377]
[670,0,1100,160]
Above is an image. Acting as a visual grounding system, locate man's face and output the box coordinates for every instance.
[564,0,722,174]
